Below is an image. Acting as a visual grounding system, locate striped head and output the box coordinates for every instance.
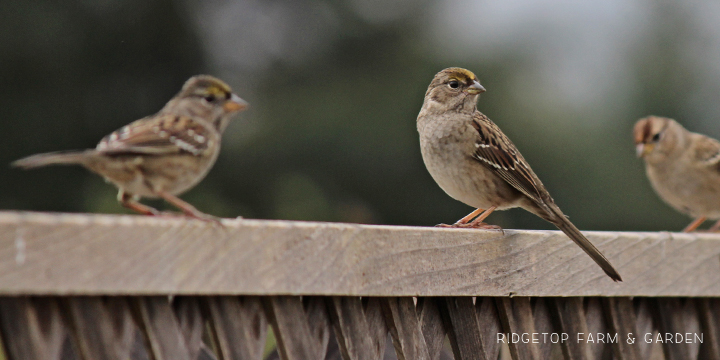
[633,116,685,163]
[165,75,249,133]
[422,68,486,114]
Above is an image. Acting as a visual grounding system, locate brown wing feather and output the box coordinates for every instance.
[96,114,214,156]
[692,134,720,170]
[470,113,543,203]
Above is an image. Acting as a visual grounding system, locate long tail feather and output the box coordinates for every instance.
[11,151,93,169]
[541,204,622,282]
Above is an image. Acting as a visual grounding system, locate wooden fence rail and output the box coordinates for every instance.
[0,211,719,360]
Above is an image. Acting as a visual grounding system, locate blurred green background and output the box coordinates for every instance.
[2,0,720,232]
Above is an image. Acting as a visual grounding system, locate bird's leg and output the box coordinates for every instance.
[436,208,484,228]
[708,219,720,232]
[436,206,502,230]
[118,191,160,216]
[464,206,502,229]
[155,190,220,224]
[683,217,706,232]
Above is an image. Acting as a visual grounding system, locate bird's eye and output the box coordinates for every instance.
[204,95,215,102]
[652,133,661,142]
[448,80,460,89]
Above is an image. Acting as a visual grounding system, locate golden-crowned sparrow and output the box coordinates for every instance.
[13,75,248,220]
[634,116,720,232]
[417,67,622,281]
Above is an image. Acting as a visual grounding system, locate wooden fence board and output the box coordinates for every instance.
[133,296,194,360]
[698,298,720,360]
[264,296,327,360]
[441,297,487,360]
[584,298,611,360]
[497,297,541,360]
[550,297,595,360]
[527,298,553,360]
[327,296,386,360]
[651,298,700,360]
[382,297,430,360]
[475,297,502,360]
[0,297,66,360]
[416,298,447,360]
[205,296,267,360]
[63,296,136,360]
[2,211,720,296]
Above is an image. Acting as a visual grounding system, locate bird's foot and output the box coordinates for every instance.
[152,210,222,226]
[435,222,503,230]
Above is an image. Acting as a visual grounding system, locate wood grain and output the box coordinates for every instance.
[550,297,591,360]
[132,296,194,360]
[63,296,137,360]
[382,297,430,360]
[205,296,267,360]
[1,211,720,296]
[440,297,487,360]
[698,298,720,360]
[327,296,386,360]
[263,296,328,360]
[651,298,700,360]
[496,297,541,360]
[416,298,447,360]
[0,297,66,360]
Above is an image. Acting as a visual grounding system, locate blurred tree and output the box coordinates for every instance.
[3,0,720,233]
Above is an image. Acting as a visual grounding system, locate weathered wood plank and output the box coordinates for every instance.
[304,296,332,358]
[327,296,386,360]
[63,296,136,360]
[0,297,66,360]
[264,296,327,360]
[584,298,611,360]
[497,297,541,360]
[2,211,720,296]
[416,298,447,360]
[550,297,592,360]
[530,298,554,360]
[634,298,657,359]
[132,296,194,360]
[382,297,430,360]
[698,298,720,360]
[172,297,206,360]
[441,297,487,360]
[651,298,701,360]
[205,296,267,360]
[475,297,502,360]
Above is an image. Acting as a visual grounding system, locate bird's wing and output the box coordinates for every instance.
[470,112,545,203]
[692,134,720,171]
[95,114,215,156]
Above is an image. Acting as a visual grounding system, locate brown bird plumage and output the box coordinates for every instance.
[13,75,248,220]
[634,116,720,232]
[417,67,622,281]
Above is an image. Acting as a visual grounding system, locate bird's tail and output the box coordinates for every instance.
[11,150,93,169]
[541,204,622,282]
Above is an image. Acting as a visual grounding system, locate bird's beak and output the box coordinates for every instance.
[223,93,249,112]
[636,143,653,158]
[465,80,486,95]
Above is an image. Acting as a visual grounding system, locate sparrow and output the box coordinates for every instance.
[634,116,720,232]
[13,75,248,221]
[417,67,621,281]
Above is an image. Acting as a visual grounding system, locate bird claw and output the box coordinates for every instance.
[435,222,503,230]
[152,211,223,226]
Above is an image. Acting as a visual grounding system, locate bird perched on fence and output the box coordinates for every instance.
[13,75,248,221]
[634,116,720,232]
[417,67,622,282]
